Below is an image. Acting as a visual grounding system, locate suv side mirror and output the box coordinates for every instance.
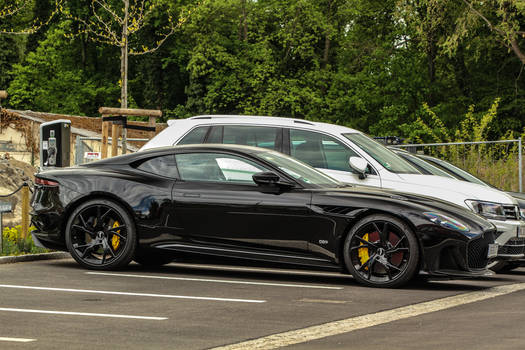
[349,157,368,179]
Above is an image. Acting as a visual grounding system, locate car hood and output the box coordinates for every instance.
[311,185,495,231]
[381,173,517,207]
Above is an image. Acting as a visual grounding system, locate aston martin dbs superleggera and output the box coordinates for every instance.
[31,145,497,287]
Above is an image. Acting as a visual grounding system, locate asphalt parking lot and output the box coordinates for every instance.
[2,259,525,349]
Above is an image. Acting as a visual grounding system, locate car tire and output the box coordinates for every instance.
[343,214,420,288]
[133,249,173,267]
[65,199,136,270]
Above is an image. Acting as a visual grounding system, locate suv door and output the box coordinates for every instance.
[287,129,382,187]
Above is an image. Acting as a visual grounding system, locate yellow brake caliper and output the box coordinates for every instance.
[358,233,370,269]
[111,221,121,250]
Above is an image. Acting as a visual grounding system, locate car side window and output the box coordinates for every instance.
[175,153,269,184]
[290,129,370,174]
[177,126,210,145]
[136,155,178,178]
[222,126,280,151]
[205,125,281,151]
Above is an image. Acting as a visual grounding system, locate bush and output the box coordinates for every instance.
[400,99,523,192]
[1,225,49,256]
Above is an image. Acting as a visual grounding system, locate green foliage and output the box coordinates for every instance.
[399,98,522,191]
[1,225,48,256]
[7,21,119,115]
[0,0,523,140]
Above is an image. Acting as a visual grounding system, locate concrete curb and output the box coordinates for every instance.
[0,252,70,264]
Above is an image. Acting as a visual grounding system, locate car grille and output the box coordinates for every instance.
[467,231,495,269]
[498,237,525,255]
[503,205,519,220]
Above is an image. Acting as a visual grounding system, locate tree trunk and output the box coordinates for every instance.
[120,0,129,154]
[121,0,129,109]
[510,38,525,65]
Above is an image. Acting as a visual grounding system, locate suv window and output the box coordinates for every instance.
[175,153,269,184]
[290,129,361,172]
[177,126,210,145]
[206,125,281,151]
[137,155,178,178]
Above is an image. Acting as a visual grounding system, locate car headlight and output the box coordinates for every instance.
[423,212,470,233]
[520,208,525,220]
[465,200,506,220]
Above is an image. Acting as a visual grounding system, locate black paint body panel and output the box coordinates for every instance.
[31,145,496,276]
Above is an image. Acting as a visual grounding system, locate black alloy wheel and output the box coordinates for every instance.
[343,214,419,288]
[65,199,136,270]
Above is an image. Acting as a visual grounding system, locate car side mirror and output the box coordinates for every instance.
[253,171,280,185]
[252,172,294,193]
[349,157,368,179]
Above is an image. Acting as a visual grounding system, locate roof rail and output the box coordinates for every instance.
[293,120,314,126]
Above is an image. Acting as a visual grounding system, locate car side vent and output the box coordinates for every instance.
[319,205,353,215]
[503,205,519,220]
[293,120,315,126]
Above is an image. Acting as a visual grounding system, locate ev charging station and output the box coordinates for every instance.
[39,120,71,169]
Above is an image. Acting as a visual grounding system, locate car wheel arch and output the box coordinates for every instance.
[61,192,137,241]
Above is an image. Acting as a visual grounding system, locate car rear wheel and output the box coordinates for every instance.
[343,214,419,288]
[65,199,136,270]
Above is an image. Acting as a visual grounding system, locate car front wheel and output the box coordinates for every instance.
[343,214,420,288]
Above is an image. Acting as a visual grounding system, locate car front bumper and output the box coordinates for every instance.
[491,219,525,259]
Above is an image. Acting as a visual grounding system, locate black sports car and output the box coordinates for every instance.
[31,145,497,288]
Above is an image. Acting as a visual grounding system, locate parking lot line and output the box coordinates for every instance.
[210,282,525,350]
[0,284,265,303]
[0,307,167,320]
[0,337,36,342]
[86,271,344,290]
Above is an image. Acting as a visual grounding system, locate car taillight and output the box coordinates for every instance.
[35,177,59,187]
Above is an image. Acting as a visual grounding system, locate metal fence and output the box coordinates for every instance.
[74,136,149,165]
[391,139,523,192]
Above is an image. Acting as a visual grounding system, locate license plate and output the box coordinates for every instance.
[518,225,525,238]
[487,243,499,259]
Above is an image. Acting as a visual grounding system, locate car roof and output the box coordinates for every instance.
[166,115,361,135]
[84,144,272,166]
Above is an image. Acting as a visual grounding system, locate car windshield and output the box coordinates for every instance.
[343,133,420,174]
[423,156,488,186]
[397,152,455,178]
[257,151,343,187]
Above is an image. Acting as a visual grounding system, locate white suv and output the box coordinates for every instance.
[141,115,525,263]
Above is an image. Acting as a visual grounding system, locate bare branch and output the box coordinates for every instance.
[90,1,120,43]
[0,0,31,19]
[0,0,64,35]
[94,0,123,24]
[461,0,505,35]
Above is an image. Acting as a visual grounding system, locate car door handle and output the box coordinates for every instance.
[183,193,201,198]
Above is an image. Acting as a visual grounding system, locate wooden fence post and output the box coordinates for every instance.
[101,121,109,159]
[0,90,7,108]
[111,123,120,157]
[21,184,29,239]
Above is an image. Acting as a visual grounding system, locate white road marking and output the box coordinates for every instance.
[0,307,166,320]
[86,271,343,290]
[211,282,525,350]
[0,337,36,342]
[0,284,265,304]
